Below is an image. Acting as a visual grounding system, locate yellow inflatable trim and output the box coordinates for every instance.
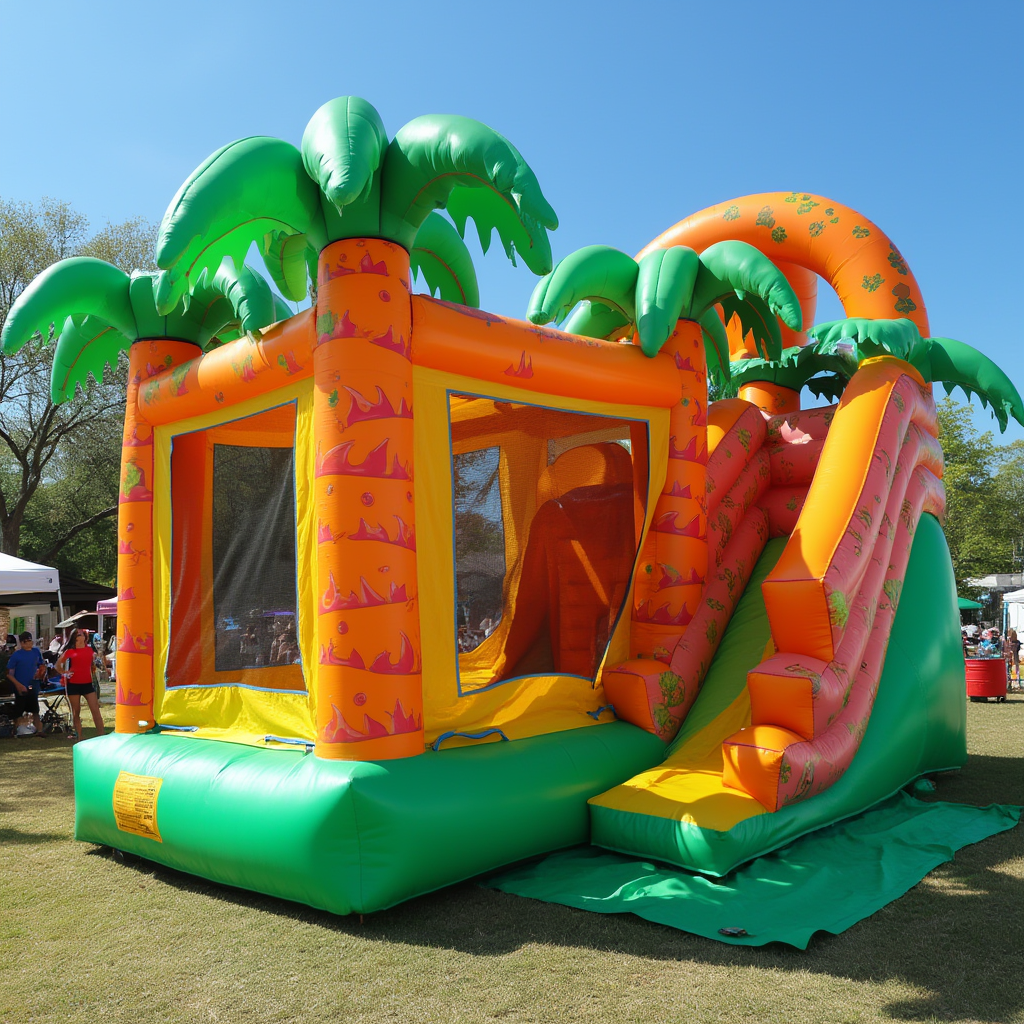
[590,639,775,832]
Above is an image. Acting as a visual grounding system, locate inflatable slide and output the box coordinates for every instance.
[4,96,1018,919]
[591,379,968,874]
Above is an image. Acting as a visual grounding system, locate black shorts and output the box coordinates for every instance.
[66,682,96,697]
[12,689,39,716]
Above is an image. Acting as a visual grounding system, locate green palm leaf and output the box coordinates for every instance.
[689,241,802,362]
[562,300,632,341]
[913,335,1024,431]
[809,317,919,361]
[731,345,852,394]
[802,372,850,403]
[528,246,638,326]
[272,295,295,322]
[50,315,132,404]
[127,272,168,340]
[379,114,557,271]
[263,233,318,304]
[718,290,785,362]
[301,96,388,239]
[634,247,700,357]
[155,136,325,311]
[1,257,134,355]
[693,242,802,329]
[410,212,480,306]
[40,259,279,403]
[445,156,556,275]
[205,263,276,338]
[739,320,1024,433]
[698,308,731,384]
[529,241,799,368]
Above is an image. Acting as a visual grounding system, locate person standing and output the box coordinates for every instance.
[6,631,45,737]
[1007,628,1021,691]
[57,629,106,740]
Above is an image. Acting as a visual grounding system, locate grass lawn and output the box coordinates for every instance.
[1,697,1021,1024]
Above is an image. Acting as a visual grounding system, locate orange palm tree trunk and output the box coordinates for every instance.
[631,320,708,661]
[313,238,423,760]
[115,339,199,733]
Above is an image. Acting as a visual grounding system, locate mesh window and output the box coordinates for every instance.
[167,403,303,691]
[450,394,648,691]
[211,444,298,672]
[454,447,505,653]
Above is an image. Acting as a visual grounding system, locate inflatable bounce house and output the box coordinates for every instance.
[5,97,1021,917]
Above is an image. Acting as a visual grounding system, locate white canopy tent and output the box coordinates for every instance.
[0,553,64,623]
[1002,588,1024,635]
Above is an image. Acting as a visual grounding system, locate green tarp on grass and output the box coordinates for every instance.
[483,792,1019,948]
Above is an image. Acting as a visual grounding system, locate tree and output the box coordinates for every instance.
[935,396,1024,592]
[0,197,157,581]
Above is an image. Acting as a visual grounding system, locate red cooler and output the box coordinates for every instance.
[965,658,1007,701]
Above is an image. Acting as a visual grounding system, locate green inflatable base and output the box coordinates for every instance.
[74,720,664,915]
[590,514,969,875]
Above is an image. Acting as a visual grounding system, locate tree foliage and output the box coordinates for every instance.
[936,396,1024,593]
[0,196,157,585]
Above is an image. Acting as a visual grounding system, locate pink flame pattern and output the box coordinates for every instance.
[343,385,413,426]
[504,352,534,379]
[349,516,416,551]
[652,512,702,536]
[369,326,411,361]
[320,572,409,613]
[315,439,412,480]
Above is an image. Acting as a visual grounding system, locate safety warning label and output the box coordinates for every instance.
[112,771,163,842]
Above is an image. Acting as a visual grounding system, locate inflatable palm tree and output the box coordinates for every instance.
[527,241,801,378]
[154,95,553,314]
[732,318,1024,432]
[0,257,278,401]
[152,95,557,759]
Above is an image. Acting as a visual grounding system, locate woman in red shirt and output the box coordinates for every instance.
[57,629,105,740]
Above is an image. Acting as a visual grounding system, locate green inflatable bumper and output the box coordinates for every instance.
[590,514,969,875]
[74,720,664,914]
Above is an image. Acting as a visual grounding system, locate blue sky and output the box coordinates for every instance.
[2,1,1021,438]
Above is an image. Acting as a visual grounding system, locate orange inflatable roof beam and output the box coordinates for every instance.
[137,309,316,427]
[638,193,929,337]
[411,295,681,409]
[136,296,681,430]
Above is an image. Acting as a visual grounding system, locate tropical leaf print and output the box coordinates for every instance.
[828,591,850,629]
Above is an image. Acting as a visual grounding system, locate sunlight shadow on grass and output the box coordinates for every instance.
[0,825,69,846]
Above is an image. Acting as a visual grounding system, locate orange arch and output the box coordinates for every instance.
[638,192,929,337]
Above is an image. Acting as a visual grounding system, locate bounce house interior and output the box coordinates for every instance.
[5,95,1021,939]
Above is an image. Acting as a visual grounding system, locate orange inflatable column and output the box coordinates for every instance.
[313,238,423,760]
[115,339,199,734]
[738,381,801,415]
[631,320,708,662]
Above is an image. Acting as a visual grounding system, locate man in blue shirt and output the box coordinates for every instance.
[7,631,44,736]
